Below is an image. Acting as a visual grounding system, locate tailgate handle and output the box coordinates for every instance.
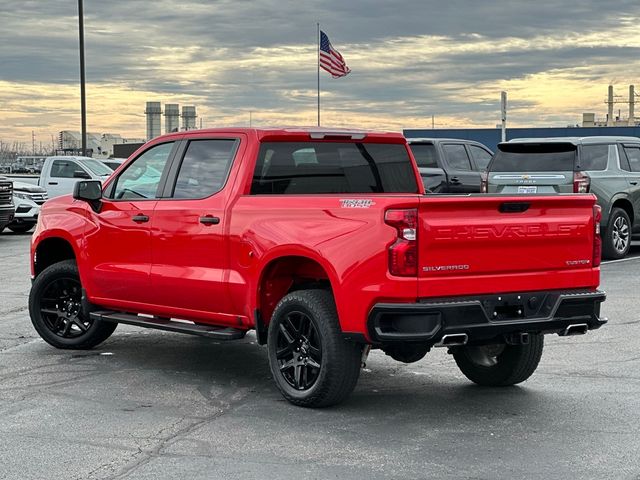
[499,202,530,213]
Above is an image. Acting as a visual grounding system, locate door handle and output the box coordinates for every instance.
[132,214,150,223]
[48,182,58,185]
[450,176,460,184]
[199,215,220,225]
[630,181,638,185]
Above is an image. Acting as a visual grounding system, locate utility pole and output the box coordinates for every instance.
[32,131,36,155]
[249,111,253,127]
[500,91,507,142]
[78,0,87,156]
[431,114,435,129]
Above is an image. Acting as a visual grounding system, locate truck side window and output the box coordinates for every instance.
[108,142,174,200]
[51,160,82,178]
[579,145,609,171]
[623,146,640,172]
[171,139,237,199]
[442,144,472,171]
[468,145,492,170]
[408,144,438,168]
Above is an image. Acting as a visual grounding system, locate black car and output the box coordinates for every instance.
[408,138,493,193]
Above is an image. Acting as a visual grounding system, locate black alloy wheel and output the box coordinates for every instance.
[40,276,90,338]
[267,289,362,408]
[276,311,322,391]
[29,260,117,349]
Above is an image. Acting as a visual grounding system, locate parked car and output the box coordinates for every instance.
[4,181,48,233]
[485,136,640,259]
[29,127,606,407]
[407,138,493,193]
[0,176,14,231]
[6,156,113,198]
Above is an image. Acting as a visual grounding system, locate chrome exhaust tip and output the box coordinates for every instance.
[561,323,588,336]
[435,333,469,347]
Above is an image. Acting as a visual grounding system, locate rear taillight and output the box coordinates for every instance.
[480,171,488,193]
[573,171,590,193]
[593,204,602,267]
[385,208,418,276]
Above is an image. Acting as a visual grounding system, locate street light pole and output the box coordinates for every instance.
[78,0,87,156]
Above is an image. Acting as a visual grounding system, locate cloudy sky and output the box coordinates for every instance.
[2,0,640,145]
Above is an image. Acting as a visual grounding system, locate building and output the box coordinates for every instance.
[582,85,639,127]
[58,131,145,158]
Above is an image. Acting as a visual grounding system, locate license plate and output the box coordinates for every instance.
[517,186,537,194]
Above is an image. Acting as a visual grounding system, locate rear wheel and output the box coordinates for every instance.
[603,208,631,260]
[29,260,117,349]
[452,334,544,386]
[267,289,362,407]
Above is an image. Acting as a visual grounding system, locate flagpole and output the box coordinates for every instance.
[317,22,320,126]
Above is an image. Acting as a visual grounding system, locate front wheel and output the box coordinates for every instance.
[452,334,544,386]
[29,260,117,349]
[267,289,362,408]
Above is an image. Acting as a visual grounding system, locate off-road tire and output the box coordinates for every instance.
[267,289,362,407]
[452,334,544,386]
[29,260,117,349]
[603,208,631,260]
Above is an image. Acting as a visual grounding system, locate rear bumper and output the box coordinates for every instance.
[367,289,606,345]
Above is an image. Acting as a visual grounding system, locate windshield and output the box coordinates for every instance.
[80,158,114,176]
[490,143,576,172]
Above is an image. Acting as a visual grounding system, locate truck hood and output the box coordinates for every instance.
[12,180,47,193]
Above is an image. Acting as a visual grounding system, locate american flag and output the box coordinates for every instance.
[319,31,351,78]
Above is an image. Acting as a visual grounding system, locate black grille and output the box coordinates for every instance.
[0,182,12,203]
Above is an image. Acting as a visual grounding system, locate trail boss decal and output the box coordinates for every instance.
[340,199,375,208]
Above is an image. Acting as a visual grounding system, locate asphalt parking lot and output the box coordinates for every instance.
[1,232,639,480]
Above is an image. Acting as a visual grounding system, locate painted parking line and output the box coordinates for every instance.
[601,255,640,265]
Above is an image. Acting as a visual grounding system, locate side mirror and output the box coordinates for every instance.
[73,170,91,179]
[73,180,102,202]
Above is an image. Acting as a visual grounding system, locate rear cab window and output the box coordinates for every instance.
[250,142,419,194]
[490,143,577,172]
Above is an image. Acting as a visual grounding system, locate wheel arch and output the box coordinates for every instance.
[255,252,340,333]
[610,197,634,227]
[33,235,77,278]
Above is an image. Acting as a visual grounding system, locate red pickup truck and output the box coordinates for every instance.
[29,128,606,407]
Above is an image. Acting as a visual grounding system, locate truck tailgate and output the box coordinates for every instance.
[418,194,599,297]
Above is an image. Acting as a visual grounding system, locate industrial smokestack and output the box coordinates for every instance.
[629,85,635,126]
[607,85,614,126]
[164,104,180,133]
[145,101,162,140]
[182,106,197,131]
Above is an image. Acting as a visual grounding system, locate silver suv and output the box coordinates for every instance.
[485,136,640,259]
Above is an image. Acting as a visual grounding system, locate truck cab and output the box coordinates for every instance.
[39,156,113,198]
